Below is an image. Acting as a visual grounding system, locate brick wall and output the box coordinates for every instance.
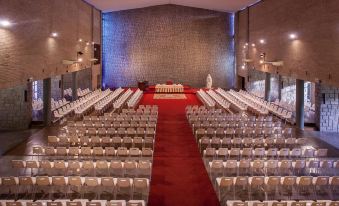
[236,0,339,88]
[0,0,101,89]
[316,84,339,132]
[0,84,32,130]
[102,5,235,88]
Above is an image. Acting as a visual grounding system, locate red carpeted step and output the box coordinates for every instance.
[139,93,220,206]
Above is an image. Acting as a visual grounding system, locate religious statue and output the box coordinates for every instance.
[206,74,212,89]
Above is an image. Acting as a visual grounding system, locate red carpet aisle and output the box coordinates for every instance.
[139,93,220,206]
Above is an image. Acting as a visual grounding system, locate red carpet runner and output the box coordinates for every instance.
[139,93,220,206]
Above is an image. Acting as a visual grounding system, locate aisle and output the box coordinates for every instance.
[139,93,220,206]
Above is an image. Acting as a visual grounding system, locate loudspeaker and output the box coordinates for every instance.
[94,44,101,65]
[24,90,28,102]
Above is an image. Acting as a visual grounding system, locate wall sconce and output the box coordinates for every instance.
[261,60,284,66]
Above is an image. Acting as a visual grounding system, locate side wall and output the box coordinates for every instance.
[0,0,101,130]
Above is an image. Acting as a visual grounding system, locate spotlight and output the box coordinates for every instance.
[78,38,83,42]
[0,20,11,27]
[251,43,256,47]
[86,42,90,46]
[241,65,245,69]
[51,32,58,37]
[243,45,246,49]
[245,43,249,46]
[78,58,83,62]
[259,60,264,64]
[259,39,265,44]
[92,42,95,45]
[289,33,297,40]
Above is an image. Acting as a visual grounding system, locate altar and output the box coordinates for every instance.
[155,84,184,93]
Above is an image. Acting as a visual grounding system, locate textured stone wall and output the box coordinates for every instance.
[315,84,339,132]
[246,69,265,98]
[77,69,92,90]
[51,76,61,100]
[0,84,32,130]
[270,73,279,101]
[102,4,235,88]
[62,69,92,95]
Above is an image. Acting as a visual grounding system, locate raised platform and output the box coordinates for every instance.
[146,85,197,94]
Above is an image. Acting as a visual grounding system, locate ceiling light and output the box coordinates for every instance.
[259,39,265,44]
[259,60,264,64]
[289,33,297,40]
[78,38,83,42]
[51,32,58,37]
[243,45,246,49]
[241,65,245,69]
[78,58,83,62]
[0,20,11,27]
[86,42,90,46]
[245,43,248,46]
[251,43,256,47]
[92,42,95,45]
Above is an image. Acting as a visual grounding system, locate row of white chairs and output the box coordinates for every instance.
[67,122,157,130]
[77,88,91,97]
[226,200,338,206]
[48,136,154,148]
[74,90,112,117]
[65,127,156,137]
[32,147,153,157]
[215,88,247,112]
[199,137,306,149]
[0,176,149,200]
[206,90,232,111]
[240,91,293,123]
[187,113,275,123]
[80,114,157,122]
[217,176,338,200]
[197,89,216,108]
[94,88,124,114]
[208,159,339,176]
[127,89,143,109]
[228,89,269,116]
[185,105,223,114]
[53,90,102,121]
[51,98,70,112]
[194,127,291,139]
[203,148,328,159]
[64,88,91,98]
[11,160,152,177]
[0,199,145,206]
[113,89,133,110]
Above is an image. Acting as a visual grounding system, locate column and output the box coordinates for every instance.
[278,75,282,100]
[296,79,305,130]
[72,71,78,101]
[61,74,65,98]
[43,78,52,126]
[264,72,271,101]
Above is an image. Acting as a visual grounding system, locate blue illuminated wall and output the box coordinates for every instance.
[102,4,235,88]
